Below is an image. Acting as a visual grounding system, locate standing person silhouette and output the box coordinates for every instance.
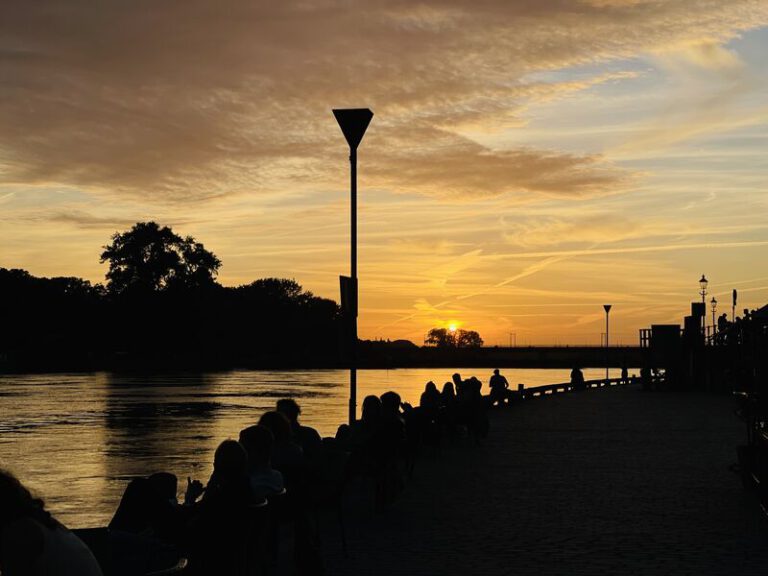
[489,369,510,407]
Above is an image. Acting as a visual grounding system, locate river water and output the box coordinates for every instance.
[0,367,612,527]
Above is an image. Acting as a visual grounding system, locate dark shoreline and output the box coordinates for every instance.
[0,344,643,374]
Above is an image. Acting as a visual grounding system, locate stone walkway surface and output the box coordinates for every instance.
[323,385,768,576]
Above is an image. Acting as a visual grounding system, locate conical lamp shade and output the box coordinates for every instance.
[333,108,373,150]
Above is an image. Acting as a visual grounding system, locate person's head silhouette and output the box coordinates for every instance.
[258,411,292,442]
[361,395,381,423]
[239,425,274,467]
[213,439,248,481]
[276,398,301,424]
[380,391,401,416]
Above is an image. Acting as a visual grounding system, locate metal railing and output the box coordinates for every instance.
[515,376,646,400]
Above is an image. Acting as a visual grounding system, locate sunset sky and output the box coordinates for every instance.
[1,1,767,345]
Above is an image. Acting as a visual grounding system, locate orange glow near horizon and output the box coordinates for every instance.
[1,2,767,346]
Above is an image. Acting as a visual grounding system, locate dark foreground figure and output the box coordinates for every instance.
[0,469,103,576]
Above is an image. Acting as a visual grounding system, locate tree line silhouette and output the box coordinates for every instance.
[1,222,344,371]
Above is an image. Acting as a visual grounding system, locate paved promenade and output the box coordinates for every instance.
[325,384,768,575]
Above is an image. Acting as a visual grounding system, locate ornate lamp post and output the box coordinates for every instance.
[699,274,708,335]
[699,274,708,304]
[333,108,374,425]
[711,296,717,339]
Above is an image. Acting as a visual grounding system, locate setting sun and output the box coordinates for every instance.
[448,324,458,333]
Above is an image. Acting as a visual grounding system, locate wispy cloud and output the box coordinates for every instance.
[2,1,766,201]
[498,239,768,260]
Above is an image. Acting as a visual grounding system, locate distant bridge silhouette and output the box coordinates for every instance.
[358,345,644,369]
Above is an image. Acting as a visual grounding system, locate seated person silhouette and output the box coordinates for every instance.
[463,376,489,440]
[276,399,321,453]
[185,440,260,575]
[349,395,382,451]
[440,381,456,407]
[186,440,257,509]
[570,367,586,391]
[375,392,408,506]
[258,411,305,489]
[419,381,441,417]
[276,398,324,479]
[452,373,467,401]
[239,425,285,501]
[378,391,407,453]
[347,395,386,476]
[0,469,103,576]
[467,376,483,398]
[110,474,186,545]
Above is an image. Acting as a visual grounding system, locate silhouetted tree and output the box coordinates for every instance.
[456,329,484,348]
[100,222,221,295]
[242,278,306,303]
[426,327,484,348]
[426,328,456,348]
[228,278,340,357]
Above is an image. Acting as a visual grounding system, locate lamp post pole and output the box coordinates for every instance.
[349,145,357,425]
[603,304,612,382]
[711,296,717,342]
[333,108,373,425]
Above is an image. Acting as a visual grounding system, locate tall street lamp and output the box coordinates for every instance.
[699,274,708,335]
[699,274,708,304]
[333,108,373,425]
[711,296,717,339]
[603,304,612,382]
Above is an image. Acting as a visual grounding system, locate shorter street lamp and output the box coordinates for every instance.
[711,296,717,337]
[603,304,612,382]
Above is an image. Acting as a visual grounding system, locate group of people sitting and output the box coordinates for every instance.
[0,372,510,576]
[0,399,326,576]
[331,370,512,475]
[107,399,326,574]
